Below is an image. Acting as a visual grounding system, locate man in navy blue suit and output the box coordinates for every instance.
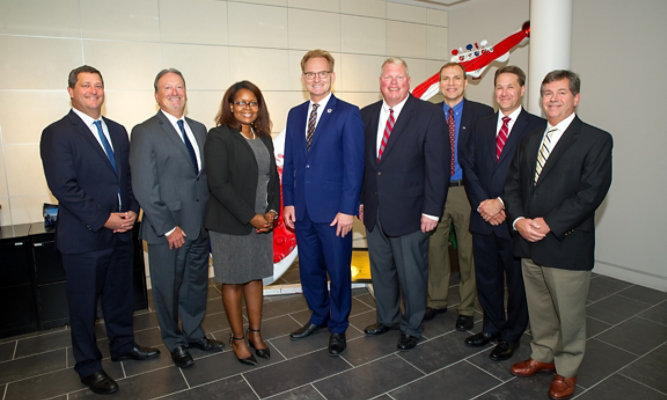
[40,65,158,395]
[461,66,544,361]
[283,49,364,356]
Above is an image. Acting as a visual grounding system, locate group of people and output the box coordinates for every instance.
[40,47,611,400]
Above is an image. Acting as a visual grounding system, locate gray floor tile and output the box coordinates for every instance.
[271,330,329,359]
[349,297,372,317]
[258,314,304,341]
[4,367,80,400]
[618,343,667,394]
[391,360,501,400]
[262,296,309,319]
[132,326,164,348]
[201,311,231,333]
[467,335,533,381]
[342,331,402,366]
[0,349,66,385]
[266,384,325,399]
[476,373,558,400]
[576,374,666,400]
[586,315,612,338]
[315,354,422,400]
[161,375,257,400]
[180,347,274,387]
[587,275,632,302]
[596,316,667,355]
[586,293,651,325]
[69,366,188,400]
[15,329,71,358]
[640,301,667,325]
[617,285,667,305]
[132,311,160,331]
[348,309,378,334]
[577,339,637,388]
[244,350,350,398]
[0,341,15,361]
[399,330,486,374]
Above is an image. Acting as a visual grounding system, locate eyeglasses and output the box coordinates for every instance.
[233,101,259,108]
[303,71,332,80]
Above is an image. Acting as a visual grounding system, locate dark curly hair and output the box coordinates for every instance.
[215,80,272,136]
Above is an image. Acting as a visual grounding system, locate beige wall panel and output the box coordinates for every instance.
[339,54,386,93]
[335,92,382,109]
[159,0,229,45]
[10,194,54,225]
[263,91,308,133]
[426,26,448,60]
[427,9,448,27]
[0,91,71,145]
[387,21,426,59]
[183,90,225,129]
[0,196,10,227]
[233,0,287,6]
[80,0,160,41]
[288,0,339,13]
[103,90,159,133]
[83,40,162,91]
[341,15,386,55]
[340,0,385,17]
[0,37,83,90]
[228,47,290,91]
[287,8,341,52]
[0,0,80,37]
[227,2,287,48]
[5,144,48,197]
[386,2,426,24]
[161,44,231,91]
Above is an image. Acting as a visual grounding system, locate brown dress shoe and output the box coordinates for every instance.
[510,358,555,376]
[549,374,577,399]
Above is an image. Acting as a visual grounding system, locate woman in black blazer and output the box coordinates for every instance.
[204,81,280,365]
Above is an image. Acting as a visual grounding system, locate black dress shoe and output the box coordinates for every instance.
[111,344,161,361]
[489,340,519,361]
[423,307,447,321]
[455,314,474,331]
[464,332,498,347]
[188,337,224,352]
[290,323,325,340]
[171,345,194,368]
[231,335,258,366]
[397,333,419,350]
[328,333,346,356]
[247,328,271,360]
[364,322,392,336]
[81,370,118,394]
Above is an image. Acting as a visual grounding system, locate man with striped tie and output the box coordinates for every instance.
[504,70,613,400]
[359,58,449,351]
[461,66,543,361]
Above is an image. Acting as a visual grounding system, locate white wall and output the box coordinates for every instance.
[0,0,449,226]
[449,0,667,290]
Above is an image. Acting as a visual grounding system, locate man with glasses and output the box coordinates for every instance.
[283,49,364,356]
[130,68,223,369]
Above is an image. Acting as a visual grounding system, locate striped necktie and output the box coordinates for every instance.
[177,119,199,175]
[496,116,511,161]
[377,108,394,162]
[534,127,557,183]
[306,103,319,150]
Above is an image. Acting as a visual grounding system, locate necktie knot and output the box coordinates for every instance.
[502,116,511,124]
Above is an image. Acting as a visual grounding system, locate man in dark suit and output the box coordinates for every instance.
[360,58,449,351]
[504,70,612,400]
[130,69,223,369]
[425,62,493,330]
[461,66,544,361]
[283,49,364,356]
[40,65,159,395]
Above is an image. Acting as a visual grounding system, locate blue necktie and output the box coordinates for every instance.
[93,119,121,211]
[93,120,117,174]
[177,120,199,175]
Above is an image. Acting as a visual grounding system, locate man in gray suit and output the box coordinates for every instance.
[130,68,223,369]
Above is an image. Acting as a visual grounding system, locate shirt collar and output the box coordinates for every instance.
[548,112,576,132]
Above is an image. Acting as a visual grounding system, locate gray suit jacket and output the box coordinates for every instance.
[130,111,209,244]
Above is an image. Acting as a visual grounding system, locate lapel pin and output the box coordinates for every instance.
[327,108,332,114]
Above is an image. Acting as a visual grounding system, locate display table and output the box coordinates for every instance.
[0,222,148,338]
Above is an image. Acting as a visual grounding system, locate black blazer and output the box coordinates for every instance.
[360,95,449,236]
[204,124,280,235]
[504,116,613,270]
[463,108,545,239]
[40,110,138,254]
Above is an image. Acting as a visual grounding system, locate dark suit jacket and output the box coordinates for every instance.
[130,111,208,244]
[283,94,365,223]
[504,116,613,270]
[463,108,545,239]
[203,124,280,235]
[360,95,449,236]
[40,110,138,254]
[439,98,493,173]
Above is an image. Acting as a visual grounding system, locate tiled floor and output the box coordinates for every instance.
[0,266,665,400]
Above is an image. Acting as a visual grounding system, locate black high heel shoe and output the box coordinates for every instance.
[247,328,271,360]
[230,335,257,366]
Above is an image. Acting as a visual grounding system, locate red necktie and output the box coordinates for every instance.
[447,108,455,176]
[378,108,394,162]
[495,116,511,161]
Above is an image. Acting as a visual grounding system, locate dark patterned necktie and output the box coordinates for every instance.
[447,108,455,176]
[177,119,198,175]
[306,103,319,150]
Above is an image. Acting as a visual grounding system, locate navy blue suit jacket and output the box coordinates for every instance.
[40,110,138,254]
[504,116,613,270]
[360,95,449,236]
[463,108,544,239]
[283,94,365,223]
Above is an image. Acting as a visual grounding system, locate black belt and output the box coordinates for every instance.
[449,180,464,187]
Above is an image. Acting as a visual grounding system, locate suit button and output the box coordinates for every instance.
[306,165,310,168]
[377,172,381,176]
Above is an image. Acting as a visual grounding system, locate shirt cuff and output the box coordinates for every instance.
[165,227,176,236]
[423,213,439,221]
[512,217,524,231]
